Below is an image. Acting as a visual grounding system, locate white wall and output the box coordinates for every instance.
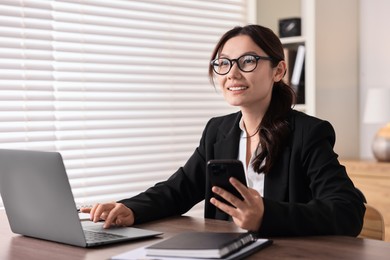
[315,0,359,159]
[359,0,390,159]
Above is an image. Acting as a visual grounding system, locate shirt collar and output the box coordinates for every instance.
[239,116,246,133]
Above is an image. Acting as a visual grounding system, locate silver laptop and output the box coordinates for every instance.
[0,149,162,247]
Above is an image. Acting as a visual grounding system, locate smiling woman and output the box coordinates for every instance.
[0,0,252,209]
[81,24,365,238]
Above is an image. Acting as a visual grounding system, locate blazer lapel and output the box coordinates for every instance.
[213,112,242,160]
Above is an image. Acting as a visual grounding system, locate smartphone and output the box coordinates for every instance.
[207,159,247,205]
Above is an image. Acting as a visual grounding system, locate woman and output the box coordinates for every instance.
[82,24,365,237]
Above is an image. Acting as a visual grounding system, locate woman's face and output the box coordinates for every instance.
[216,35,285,113]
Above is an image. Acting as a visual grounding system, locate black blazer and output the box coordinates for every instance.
[120,110,365,237]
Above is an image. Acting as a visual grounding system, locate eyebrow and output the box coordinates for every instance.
[219,51,259,58]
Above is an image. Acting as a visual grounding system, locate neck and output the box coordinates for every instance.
[241,109,264,137]
[240,97,270,135]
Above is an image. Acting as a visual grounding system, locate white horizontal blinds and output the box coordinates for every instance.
[0,0,56,152]
[0,0,56,211]
[0,0,247,209]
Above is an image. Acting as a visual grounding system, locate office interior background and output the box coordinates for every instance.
[0,0,389,217]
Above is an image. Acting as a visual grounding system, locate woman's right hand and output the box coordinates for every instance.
[80,202,135,229]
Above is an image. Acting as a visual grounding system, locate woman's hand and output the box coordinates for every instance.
[80,202,135,229]
[210,177,264,232]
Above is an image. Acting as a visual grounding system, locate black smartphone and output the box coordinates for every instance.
[207,159,247,205]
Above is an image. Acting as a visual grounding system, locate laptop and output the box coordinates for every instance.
[0,149,162,247]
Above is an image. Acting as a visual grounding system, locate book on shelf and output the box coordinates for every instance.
[283,47,296,86]
[283,44,305,104]
[291,45,305,86]
[291,44,305,104]
[144,231,271,259]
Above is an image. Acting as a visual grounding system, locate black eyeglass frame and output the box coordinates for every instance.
[210,54,273,75]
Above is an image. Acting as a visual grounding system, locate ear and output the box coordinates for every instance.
[273,60,287,82]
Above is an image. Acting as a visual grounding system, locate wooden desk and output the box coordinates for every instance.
[341,160,390,241]
[1,210,390,259]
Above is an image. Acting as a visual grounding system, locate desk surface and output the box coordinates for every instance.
[1,210,390,260]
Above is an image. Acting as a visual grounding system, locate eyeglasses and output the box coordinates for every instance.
[211,54,273,75]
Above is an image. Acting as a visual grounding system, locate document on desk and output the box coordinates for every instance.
[111,239,272,260]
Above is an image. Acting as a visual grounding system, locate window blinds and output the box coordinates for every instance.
[0,0,251,214]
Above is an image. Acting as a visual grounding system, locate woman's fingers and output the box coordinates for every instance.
[210,179,264,231]
[104,203,130,228]
[84,202,135,229]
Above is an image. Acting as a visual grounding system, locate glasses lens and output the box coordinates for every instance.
[213,58,230,75]
[238,55,258,72]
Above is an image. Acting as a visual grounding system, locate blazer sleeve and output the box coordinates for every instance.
[258,119,365,237]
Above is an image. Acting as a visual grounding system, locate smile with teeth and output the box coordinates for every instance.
[228,86,248,91]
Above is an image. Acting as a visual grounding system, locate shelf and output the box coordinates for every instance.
[280,36,305,45]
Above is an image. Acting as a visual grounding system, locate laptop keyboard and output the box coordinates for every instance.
[83,229,126,242]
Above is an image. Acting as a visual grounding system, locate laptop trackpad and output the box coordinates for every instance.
[81,221,162,237]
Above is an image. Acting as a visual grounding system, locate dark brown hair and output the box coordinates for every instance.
[208,24,296,174]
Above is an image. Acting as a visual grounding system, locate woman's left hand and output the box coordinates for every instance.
[210,177,264,232]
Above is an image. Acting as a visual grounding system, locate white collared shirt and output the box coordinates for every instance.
[237,118,265,196]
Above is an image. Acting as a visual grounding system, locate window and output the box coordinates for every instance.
[0,0,254,215]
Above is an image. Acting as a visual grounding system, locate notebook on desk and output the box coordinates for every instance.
[0,149,162,247]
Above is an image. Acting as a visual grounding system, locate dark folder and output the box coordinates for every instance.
[145,232,272,259]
